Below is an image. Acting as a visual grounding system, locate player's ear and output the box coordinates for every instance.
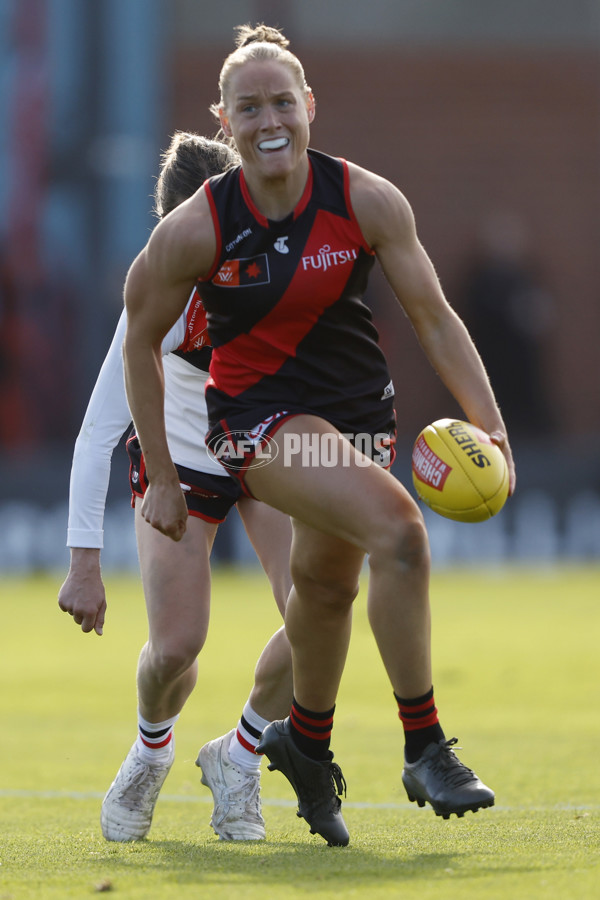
[306,91,316,124]
[219,107,233,138]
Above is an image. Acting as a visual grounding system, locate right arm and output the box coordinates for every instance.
[123,190,216,540]
[58,310,132,635]
[59,296,190,635]
[350,164,516,492]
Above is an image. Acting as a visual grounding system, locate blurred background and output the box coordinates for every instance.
[1,0,599,574]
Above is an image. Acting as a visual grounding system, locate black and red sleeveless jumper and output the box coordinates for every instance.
[198,149,395,440]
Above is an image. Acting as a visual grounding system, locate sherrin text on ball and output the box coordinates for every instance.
[412,418,509,523]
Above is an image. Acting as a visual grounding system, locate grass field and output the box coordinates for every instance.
[1,565,599,899]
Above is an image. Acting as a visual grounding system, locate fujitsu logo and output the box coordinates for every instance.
[302,244,358,273]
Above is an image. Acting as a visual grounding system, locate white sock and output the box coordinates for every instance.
[136,712,178,765]
[228,702,270,774]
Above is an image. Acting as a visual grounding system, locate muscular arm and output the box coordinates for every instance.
[123,190,217,539]
[350,164,515,492]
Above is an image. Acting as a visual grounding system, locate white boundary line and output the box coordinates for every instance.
[0,789,597,812]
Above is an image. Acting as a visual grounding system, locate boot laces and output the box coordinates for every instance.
[431,738,477,788]
[330,762,347,798]
[221,770,262,814]
[118,760,166,808]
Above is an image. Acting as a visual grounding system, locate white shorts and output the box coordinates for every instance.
[163,353,225,476]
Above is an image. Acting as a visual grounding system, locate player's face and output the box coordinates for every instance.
[220,59,315,181]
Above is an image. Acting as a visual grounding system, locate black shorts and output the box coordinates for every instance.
[126,434,242,524]
[205,409,397,498]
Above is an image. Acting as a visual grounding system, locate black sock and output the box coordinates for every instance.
[395,687,445,763]
[289,698,335,761]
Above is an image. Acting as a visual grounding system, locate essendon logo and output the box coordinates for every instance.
[213,254,270,288]
[412,435,452,491]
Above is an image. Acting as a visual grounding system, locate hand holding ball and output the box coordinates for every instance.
[412,419,509,522]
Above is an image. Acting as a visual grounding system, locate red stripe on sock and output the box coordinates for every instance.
[399,710,440,731]
[139,731,173,749]
[398,698,436,715]
[236,728,259,754]
[290,715,332,740]
[291,707,334,729]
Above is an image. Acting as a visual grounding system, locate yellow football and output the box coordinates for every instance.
[411,418,509,523]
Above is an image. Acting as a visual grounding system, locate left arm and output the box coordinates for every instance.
[350,163,515,492]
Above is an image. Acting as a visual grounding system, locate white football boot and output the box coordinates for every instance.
[101,741,173,841]
[196,729,265,840]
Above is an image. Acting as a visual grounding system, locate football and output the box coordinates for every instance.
[411,418,509,523]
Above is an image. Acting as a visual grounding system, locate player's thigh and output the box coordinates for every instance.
[135,500,217,643]
[245,415,421,553]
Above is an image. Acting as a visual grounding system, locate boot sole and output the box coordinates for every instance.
[404,789,495,819]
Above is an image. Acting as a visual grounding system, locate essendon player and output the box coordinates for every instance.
[123,26,515,846]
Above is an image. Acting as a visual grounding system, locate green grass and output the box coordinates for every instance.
[1,565,599,899]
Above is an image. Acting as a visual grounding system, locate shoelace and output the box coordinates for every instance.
[329,762,347,798]
[223,771,261,812]
[430,738,477,788]
[118,762,167,807]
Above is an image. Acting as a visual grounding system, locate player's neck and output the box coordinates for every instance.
[242,158,310,222]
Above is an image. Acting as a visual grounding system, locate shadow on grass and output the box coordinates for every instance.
[94,838,462,887]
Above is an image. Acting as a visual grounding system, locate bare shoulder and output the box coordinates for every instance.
[124,185,217,329]
[146,185,216,283]
[347,161,416,250]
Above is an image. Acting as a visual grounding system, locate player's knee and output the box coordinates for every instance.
[148,637,203,684]
[290,561,360,609]
[370,508,430,574]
